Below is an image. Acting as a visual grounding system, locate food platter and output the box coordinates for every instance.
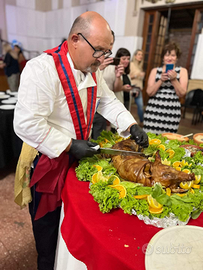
[193,133,203,145]
[162,133,189,142]
[76,131,203,228]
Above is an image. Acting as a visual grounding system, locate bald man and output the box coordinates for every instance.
[14,11,148,270]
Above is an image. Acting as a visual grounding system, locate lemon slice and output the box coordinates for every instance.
[179,181,194,189]
[92,171,107,184]
[149,206,163,214]
[194,175,201,184]
[161,158,171,166]
[166,188,171,196]
[147,195,162,209]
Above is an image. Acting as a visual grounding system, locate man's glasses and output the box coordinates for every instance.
[77,33,112,58]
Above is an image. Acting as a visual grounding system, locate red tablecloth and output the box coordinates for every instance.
[61,163,203,270]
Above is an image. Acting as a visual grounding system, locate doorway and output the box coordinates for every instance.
[142,3,203,105]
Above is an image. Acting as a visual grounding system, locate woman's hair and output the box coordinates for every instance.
[132,49,143,71]
[115,48,131,74]
[161,42,181,59]
[3,43,12,54]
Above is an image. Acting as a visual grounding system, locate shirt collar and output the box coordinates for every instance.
[67,53,96,91]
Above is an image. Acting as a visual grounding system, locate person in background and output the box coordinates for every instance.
[1,43,20,92]
[14,11,148,270]
[116,48,133,111]
[92,31,124,140]
[130,49,145,127]
[15,45,27,72]
[143,42,188,134]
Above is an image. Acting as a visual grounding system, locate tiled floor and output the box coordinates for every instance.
[0,104,202,270]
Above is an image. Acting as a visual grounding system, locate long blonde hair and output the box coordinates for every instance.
[132,49,143,71]
[3,43,18,59]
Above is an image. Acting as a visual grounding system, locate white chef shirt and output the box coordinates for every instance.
[14,52,136,159]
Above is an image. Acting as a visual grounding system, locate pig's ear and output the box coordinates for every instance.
[154,151,161,164]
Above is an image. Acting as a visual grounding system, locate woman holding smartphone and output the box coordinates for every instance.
[143,42,188,134]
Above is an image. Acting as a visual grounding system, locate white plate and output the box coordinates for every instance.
[0,95,10,99]
[0,104,15,110]
[9,92,18,96]
[6,89,11,94]
[145,225,203,270]
[0,92,6,95]
[1,99,16,104]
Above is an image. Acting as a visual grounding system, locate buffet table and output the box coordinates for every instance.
[57,163,203,270]
[0,92,22,169]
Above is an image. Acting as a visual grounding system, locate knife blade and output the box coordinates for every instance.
[100,148,145,156]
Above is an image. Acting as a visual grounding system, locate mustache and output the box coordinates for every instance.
[91,60,101,67]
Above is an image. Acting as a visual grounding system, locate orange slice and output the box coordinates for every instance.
[108,175,120,185]
[166,188,171,196]
[158,144,166,151]
[182,169,191,174]
[168,150,175,159]
[166,149,175,158]
[175,167,181,171]
[134,194,149,199]
[147,195,162,209]
[192,184,200,189]
[173,161,181,168]
[149,139,161,145]
[179,181,194,189]
[194,175,201,184]
[110,185,127,199]
[92,171,101,184]
[93,165,102,171]
[149,206,163,214]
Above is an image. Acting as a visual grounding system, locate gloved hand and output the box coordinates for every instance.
[69,139,100,159]
[130,124,149,148]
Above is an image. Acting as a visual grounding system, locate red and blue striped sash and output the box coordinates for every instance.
[45,41,97,140]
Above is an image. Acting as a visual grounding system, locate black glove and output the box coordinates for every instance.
[130,124,149,148]
[69,139,100,160]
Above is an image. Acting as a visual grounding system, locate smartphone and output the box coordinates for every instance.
[166,64,174,72]
[109,57,120,66]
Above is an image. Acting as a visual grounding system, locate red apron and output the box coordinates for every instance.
[30,41,97,220]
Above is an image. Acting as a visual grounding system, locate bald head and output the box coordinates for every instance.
[69,11,111,39]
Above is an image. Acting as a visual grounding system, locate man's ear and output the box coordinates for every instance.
[71,34,79,49]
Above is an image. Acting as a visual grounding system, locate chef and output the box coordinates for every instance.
[14,11,148,270]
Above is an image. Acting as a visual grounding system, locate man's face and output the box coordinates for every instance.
[76,32,112,73]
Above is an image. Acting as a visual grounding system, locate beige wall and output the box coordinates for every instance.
[0,0,8,41]
[35,0,52,12]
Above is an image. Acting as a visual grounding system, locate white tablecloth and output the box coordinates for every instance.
[54,203,87,270]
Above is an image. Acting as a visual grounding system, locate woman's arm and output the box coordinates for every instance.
[168,67,188,98]
[146,68,168,97]
[130,62,144,80]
